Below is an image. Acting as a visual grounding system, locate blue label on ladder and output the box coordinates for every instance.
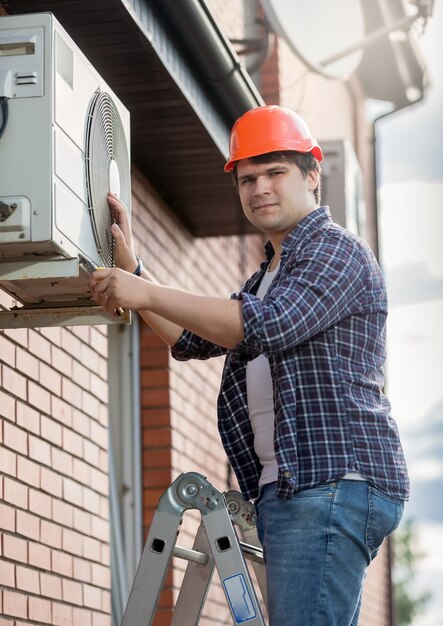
[223,573,256,623]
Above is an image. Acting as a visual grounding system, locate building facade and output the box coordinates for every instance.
[0,1,427,624]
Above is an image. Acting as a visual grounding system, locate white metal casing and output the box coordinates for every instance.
[0,12,130,309]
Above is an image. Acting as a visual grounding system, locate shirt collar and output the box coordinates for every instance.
[264,206,332,260]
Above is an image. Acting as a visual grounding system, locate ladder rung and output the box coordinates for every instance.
[173,545,209,566]
[173,541,264,566]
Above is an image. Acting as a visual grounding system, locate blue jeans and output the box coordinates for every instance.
[255,479,404,626]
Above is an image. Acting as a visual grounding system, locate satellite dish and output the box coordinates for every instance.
[261,0,366,79]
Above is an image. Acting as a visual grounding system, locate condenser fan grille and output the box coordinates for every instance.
[85,91,130,267]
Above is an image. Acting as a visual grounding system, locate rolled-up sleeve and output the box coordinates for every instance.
[171,329,227,361]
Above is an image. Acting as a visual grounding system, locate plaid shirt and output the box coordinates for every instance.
[172,207,409,501]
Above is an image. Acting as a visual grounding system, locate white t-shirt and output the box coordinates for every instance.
[246,262,280,487]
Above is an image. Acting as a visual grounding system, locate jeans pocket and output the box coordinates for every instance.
[365,486,404,558]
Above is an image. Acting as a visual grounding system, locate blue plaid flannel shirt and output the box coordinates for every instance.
[172,207,409,501]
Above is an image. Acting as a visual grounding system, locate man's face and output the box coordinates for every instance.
[236,158,319,244]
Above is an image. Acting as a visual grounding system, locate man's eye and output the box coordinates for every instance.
[270,170,284,176]
[241,178,253,185]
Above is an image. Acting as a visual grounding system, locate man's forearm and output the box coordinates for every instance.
[90,267,244,349]
[146,283,244,349]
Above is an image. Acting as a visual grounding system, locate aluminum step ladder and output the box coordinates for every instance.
[121,471,267,625]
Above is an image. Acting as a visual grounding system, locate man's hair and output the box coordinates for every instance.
[231,150,322,204]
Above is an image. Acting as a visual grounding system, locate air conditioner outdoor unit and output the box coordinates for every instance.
[0,12,131,327]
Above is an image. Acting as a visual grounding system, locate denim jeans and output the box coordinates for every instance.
[255,479,404,626]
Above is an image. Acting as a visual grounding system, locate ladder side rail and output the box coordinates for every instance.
[171,523,216,626]
[225,489,268,610]
[202,507,266,625]
[121,509,182,626]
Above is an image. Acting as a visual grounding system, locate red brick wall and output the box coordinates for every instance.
[0,318,111,625]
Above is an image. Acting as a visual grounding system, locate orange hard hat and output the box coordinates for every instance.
[224,105,323,172]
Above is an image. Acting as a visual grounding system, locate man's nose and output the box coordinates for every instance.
[253,175,271,195]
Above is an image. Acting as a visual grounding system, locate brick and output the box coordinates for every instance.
[62,578,83,605]
[51,395,73,428]
[92,612,112,626]
[82,390,101,420]
[41,466,63,498]
[89,467,108,497]
[73,556,92,583]
[62,426,83,457]
[16,509,40,541]
[40,572,62,599]
[29,330,51,363]
[63,476,82,507]
[62,527,83,556]
[60,328,82,355]
[83,439,100,466]
[101,589,111,613]
[83,583,102,610]
[91,563,110,589]
[82,536,102,563]
[73,606,93,626]
[0,502,15,531]
[72,409,90,437]
[90,420,108,450]
[143,427,171,448]
[17,456,40,488]
[143,448,171,468]
[89,326,108,356]
[28,595,52,623]
[52,344,73,377]
[82,486,101,516]
[3,535,28,563]
[141,369,169,388]
[51,549,73,578]
[53,601,73,626]
[16,401,40,434]
[0,446,16,476]
[28,540,51,570]
[73,507,91,535]
[3,589,28,619]
[40,519,62,549]
[28,434,51,465]
[52,498,74,527]
[4,422,27,456]
[41,415,62,446]
[4,476,28,509]
[72,359,91,389]
[62,377,83,409]
[29,487,51,518]
[39,362,62,395]
[80,343,100,374]
[0,331,16,365]
[28,380,51,414]
[40,324,62,345]
[52,447,73,475]
[141,348,169,368]
[16,564,40,594]
[0,559,15,586]
[91,516,109,543]
[73,457,91,485]
[16,346,39,379]
[0,389,15,421]
[141,408,171,427]
[90,372,108,403]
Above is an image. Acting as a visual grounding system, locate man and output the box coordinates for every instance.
[90,105,409,625]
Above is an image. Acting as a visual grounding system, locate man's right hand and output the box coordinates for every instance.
[108,192,138,273]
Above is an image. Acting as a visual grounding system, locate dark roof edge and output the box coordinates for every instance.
[153,0,264,125]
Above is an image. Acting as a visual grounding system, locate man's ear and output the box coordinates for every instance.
[307,168,320,190]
